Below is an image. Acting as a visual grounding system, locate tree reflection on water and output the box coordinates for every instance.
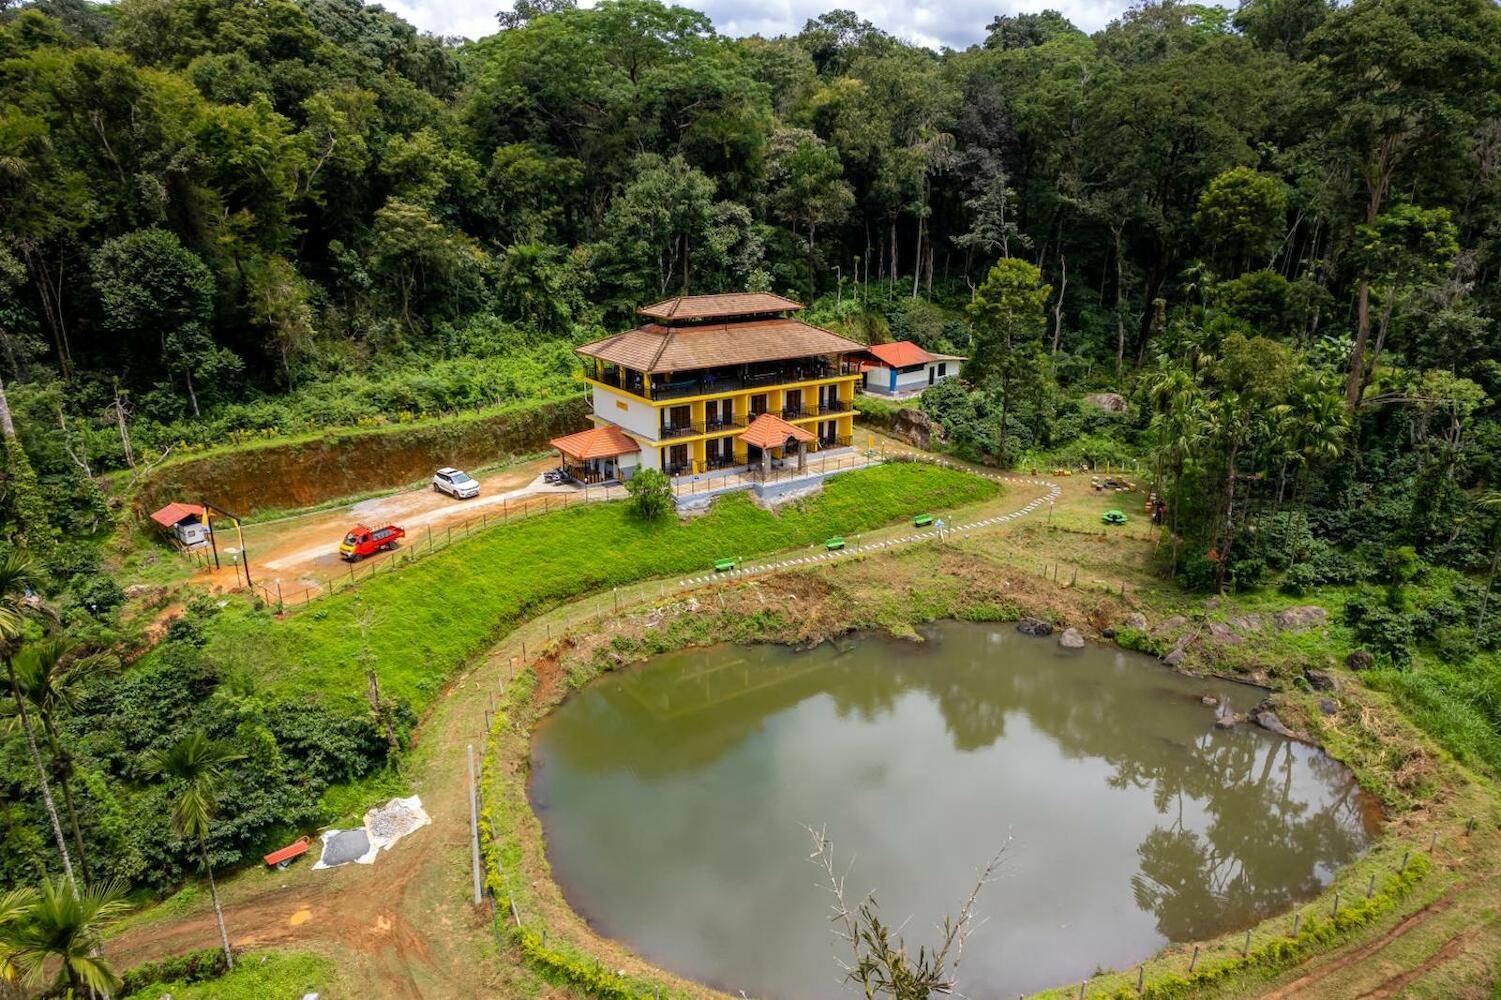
[536,622,1375,944]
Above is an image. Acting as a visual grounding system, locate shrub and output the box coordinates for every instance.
[68,574,125,616]
[1281,562,1319,596]
[119,949,229,997]
[624,468,673,520]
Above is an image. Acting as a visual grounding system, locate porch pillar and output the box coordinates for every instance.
[797,440,808,472]
[761,449,771,478]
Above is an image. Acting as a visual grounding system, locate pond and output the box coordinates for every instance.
[530,621,1379,998]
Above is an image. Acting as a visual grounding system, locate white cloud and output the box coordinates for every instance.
[416,0,1176,47]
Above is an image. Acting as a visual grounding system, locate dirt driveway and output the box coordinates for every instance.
[190,455,623,602]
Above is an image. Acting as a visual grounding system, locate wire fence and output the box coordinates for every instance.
[244,484,627,610]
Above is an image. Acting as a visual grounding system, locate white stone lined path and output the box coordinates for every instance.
[675,459,1062,589]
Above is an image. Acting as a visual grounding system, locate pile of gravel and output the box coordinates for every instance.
[314,828,373,869]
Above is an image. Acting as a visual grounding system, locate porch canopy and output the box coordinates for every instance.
[550,425,640,483]
[739,413,814,475]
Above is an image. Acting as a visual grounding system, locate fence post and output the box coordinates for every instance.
[467,744,483,905]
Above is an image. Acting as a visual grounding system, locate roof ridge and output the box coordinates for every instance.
[646,325,675,370]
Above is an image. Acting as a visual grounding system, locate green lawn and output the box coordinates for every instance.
[199,462,999,717]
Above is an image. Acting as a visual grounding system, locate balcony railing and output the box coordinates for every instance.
[659,415,750,441]
[780,401,853,421]
[590,359,862,402]
[648,360,863,401]
[817,435,854,449]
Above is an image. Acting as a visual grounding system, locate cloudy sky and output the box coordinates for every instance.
[384,0,1172,51]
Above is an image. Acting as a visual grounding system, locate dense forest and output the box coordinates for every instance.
[2,0,1501,938]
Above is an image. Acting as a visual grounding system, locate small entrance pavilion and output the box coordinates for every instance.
[549,425,641,483]
[739,413,814,478]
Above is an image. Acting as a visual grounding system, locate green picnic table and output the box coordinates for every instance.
[914,514,934,527]
[826,536,846,550]
[714,557,736,572]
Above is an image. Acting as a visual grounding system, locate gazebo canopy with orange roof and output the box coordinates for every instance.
[549,424,641,461]
[739,413,815,451]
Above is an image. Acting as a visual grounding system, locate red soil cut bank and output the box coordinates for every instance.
[132,395,590,516]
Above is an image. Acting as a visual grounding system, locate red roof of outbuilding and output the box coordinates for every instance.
[739,413,815,450]
[149,502,206,528]
[550,425,641,460]
[863,341,936,368]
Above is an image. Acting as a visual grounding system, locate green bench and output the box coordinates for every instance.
[913,514,934,527]
[714,558,736,572]
[825,537,846,551]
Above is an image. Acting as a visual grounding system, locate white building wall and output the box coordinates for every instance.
[592,386,659,440]
[864,361,963,394]
[893,366,929,391]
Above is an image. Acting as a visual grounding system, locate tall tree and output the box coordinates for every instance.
[90,229,224,417]
[146,732,246,969]
[966,258,1051,461]
[9,639,115,887]
[767,128,854,300]
[1303,0,1501,404]
[0,553,74,886]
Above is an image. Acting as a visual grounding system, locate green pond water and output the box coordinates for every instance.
[530,621,1378,998]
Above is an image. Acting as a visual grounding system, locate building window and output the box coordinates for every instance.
[938,363,947,377]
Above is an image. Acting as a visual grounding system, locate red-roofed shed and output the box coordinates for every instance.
[148,503,211,547]
[856,341,965,397]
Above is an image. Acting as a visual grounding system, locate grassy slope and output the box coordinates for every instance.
[199,462,999,716]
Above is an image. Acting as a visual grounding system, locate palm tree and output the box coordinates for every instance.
[0,553,75,885]
[5,878,128,997]
[10,639,116,887]
[0,885,39,988]
[146,732,245,969]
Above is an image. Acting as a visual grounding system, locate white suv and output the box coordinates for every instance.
[433,467,480,499]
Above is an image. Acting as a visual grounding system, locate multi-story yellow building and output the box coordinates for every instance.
[551,293,863,482]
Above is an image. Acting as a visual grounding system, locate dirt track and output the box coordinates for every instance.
[189,455,622,602]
